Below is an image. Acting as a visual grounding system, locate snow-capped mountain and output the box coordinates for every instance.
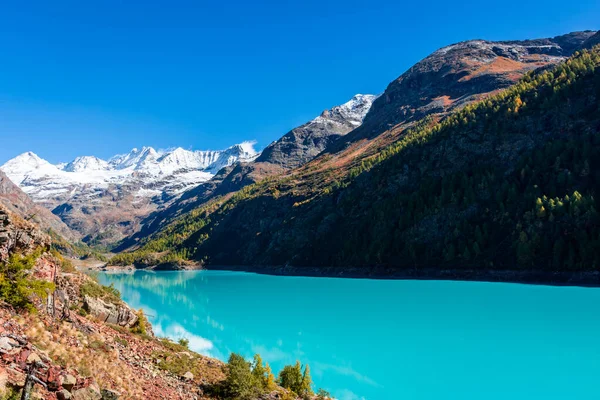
[0,143,259,243]
[2,142,259,200]
[310,94,377,127]
[0,93,376,246]
[64,156,110,172]
[255,94,377,169]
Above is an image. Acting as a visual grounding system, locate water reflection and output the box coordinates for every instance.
[98,270,600,400]
[99,270,381,399]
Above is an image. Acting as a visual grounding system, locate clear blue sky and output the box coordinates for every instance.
[0,0,598,164]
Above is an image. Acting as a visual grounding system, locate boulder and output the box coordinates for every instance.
[60,374,77,391]
[0,336,18,350]
[57,390,72,400]
[0,206,50,263]
[183,371,194,381]
[26,352,42,364]
[72,386,102,400]
[100,388,120,400]
[82,296,138,328]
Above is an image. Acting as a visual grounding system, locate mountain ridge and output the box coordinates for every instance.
[117,31,596,250]
[0,169,77,241]
[2,92,377,246]
[113,93,377,249]
[1,142,259,244]
[110,35,600,277]
[331,31,597,151]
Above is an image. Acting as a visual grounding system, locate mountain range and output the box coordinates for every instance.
[1,30,598,278]
[116,30,598,252]
[1,94,376,245]
[0,143,258,243]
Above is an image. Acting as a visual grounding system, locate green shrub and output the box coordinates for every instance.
[222,353,258,399]
[278,361,313,399]
[80,281,121,304]
[0,250,55,312]
[130,309,148,335]
[0,386,21,400]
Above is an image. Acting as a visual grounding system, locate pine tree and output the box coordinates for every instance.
[265,363,276,390]
[473,242,482,257]
[462,246,471,261]
[278,361,304,394]
[299,364,314,399]
[252,354,266,389]
[224,353,254,399]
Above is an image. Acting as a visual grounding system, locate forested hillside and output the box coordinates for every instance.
[111,47,600,274]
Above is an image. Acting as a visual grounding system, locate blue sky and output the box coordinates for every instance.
[0,0,598,164]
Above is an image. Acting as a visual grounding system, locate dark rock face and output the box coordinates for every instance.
[580,31,600,50]
[0,170,76,240]
[336,31,597,147]
[257,94,376,169]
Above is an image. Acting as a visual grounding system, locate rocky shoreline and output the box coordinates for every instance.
[78,261,203,272]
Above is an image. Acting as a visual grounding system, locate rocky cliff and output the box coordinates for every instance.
[334,31,597,148]
[581,31,600,49]
[257,94,376,168]
[0,205,50,263]
[0,170,76,241]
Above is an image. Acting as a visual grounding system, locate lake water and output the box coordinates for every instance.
[97,270,600,400]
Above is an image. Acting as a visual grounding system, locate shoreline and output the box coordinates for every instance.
[91,261,600,287]
[207,265,600,287]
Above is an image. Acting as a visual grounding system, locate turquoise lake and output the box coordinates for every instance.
[98,270,600,400]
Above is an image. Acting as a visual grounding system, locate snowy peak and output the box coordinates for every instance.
[155,148,219,173]
[220,141,259,161]
[1,152,59,185]
[63,156,110,172]
[109,146,159,170]
[313,94,377,126]
[205,142,259,173]
[256,93,376,168]
[4,151,52,170]
[0,141,260,204]
[332,94,378,125]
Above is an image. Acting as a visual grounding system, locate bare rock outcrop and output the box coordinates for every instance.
[82,296,138,328]
[0,205,50,263]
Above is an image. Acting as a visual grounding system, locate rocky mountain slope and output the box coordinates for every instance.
[115,94,376,249]
[111,41,600,281]
[3,91,377,248]
[257,94,377,168]
[1,200,326,399]
[0,170,76,241]
[118,31,596,253]
[581,31,600,49]
[1,143,258,245]
[334,31,596,149]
